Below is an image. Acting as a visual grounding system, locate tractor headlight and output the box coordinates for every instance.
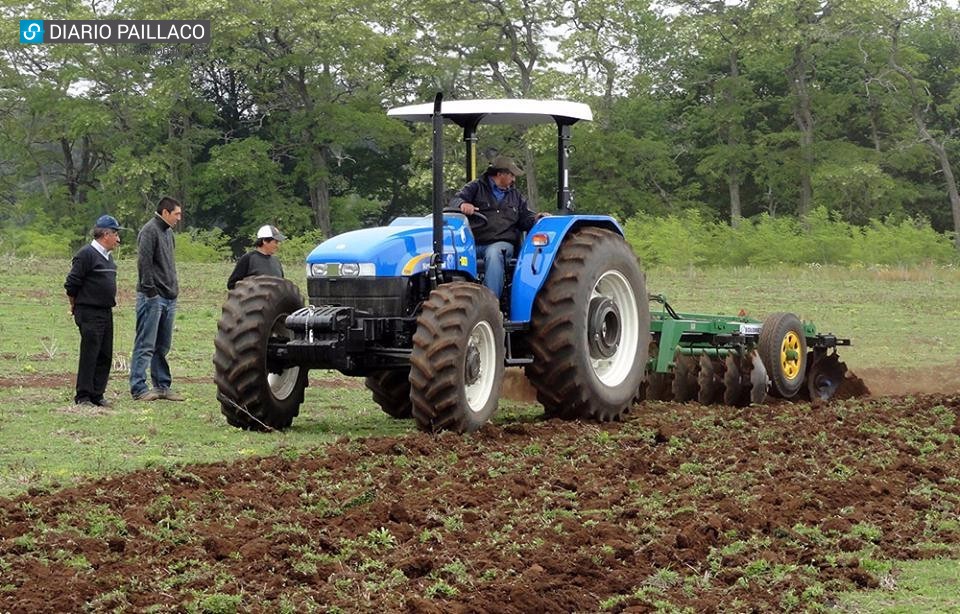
[307,262,375,278]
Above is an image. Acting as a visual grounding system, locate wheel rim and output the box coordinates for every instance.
[588,270,639,386]
[779,331,802,381]
[267,315,301,401]
[465,320,497,413]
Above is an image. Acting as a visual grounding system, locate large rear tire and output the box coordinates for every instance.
[213,277,308,430]
[365,369,412,419]
[526,227,650,421]
[758,312,807,399]
[409,282,505,433]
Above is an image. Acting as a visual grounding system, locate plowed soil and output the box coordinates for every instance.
[2,389,959,612]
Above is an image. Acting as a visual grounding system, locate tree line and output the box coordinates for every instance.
[1,0,958,258]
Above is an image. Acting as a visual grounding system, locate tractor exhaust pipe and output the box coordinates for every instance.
[430,92,444,288]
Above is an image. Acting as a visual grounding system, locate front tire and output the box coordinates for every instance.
[365,369,412,419]
[213,277,308,430]
[526,227,650,421]
[409,282,505,433]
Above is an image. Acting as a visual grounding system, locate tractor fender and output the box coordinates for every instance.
[508,215,624,322]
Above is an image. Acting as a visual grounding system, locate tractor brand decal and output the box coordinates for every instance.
[459,256,468,266]
[402,253,432,275]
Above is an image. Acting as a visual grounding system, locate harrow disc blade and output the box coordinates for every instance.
[645,342,674,401]
[723,354,747,406]
[647,373,674,400]
[671,351,699,402]
[807,352,846,401]
[748,350,769,405]
[697,355,723,405]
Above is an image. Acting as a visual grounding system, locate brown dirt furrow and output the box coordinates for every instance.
[1,394,959,612]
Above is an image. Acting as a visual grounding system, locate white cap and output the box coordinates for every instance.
[256,224,285,241]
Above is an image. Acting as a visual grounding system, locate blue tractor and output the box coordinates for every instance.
[214,95,651,432]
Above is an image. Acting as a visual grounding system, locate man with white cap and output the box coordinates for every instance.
[64,214,124,407]
[227,224,287,290]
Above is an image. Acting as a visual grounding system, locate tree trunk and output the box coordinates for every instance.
[309,146,332,238]
[728,168,742,227]
[788,46,814,217]
[916,121,960,250]
[889,22,960,249]
[726,48,742,227]
[942,153,960,250]
[60,137,77,202]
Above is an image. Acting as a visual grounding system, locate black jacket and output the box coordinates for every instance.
[449,175,536,245]
[227,250,285,290]
[65,244,117,308]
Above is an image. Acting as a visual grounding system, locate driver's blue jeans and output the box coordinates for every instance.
[129,293,176,398]
[479,241,514,298]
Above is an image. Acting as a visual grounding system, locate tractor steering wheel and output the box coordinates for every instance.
[443,208,488,229]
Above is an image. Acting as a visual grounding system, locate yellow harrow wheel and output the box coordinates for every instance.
[758,312,808,399]
[780,331,803,381]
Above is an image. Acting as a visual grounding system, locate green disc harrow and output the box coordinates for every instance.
[643,295,853,405]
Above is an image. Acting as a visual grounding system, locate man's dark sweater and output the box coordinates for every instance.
[65,244,117,308]
[227,250,285,289]
[136,214,178,299]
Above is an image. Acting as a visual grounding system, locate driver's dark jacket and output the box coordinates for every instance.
[449,174,536,245]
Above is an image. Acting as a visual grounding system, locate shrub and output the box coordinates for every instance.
[277,229,326,268]
[175,228,232,263]
[623,210,712,267]
[0,226,76,258]
[621,207,958,266]
[854,217,956,265]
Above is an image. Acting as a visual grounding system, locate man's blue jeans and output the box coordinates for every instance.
[479,241,514,298]
[129,293,176,397]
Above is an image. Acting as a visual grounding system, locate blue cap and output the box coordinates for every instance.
[95,215,125,231]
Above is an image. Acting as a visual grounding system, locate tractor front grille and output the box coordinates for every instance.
[308,277,413,317]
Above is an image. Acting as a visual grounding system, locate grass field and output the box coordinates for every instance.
[1,256,958,611]
[1,256,959,497]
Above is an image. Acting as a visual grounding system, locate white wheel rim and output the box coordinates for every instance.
[268,316,300,401]
[589,270,639,386]
[268,368,300,400]
[465,320,497,413]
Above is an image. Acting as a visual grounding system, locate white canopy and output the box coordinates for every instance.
[387,99,593,126]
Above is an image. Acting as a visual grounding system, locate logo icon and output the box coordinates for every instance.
[20,20,44,44]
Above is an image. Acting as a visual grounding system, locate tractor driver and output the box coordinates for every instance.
[450,155,542,299]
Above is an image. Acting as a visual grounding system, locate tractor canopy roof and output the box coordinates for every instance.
[387,99,592,127]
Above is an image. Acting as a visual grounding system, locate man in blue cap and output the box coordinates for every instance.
[64,214,124,407]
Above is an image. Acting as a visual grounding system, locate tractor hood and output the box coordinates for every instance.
[305,215,476,278]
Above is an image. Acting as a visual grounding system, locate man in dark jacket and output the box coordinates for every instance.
[449,156,539,298]
[129,196,183,401]
[64,215,123,407]
[227,224,286,290]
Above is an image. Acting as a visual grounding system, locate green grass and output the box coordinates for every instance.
[1,257,958,497]
[834,559,960,612]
